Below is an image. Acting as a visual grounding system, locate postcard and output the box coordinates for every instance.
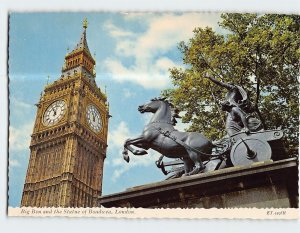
[7,11,299,219]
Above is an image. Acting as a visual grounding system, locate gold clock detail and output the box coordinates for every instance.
[43,100,66,126]
[86,104,102,133]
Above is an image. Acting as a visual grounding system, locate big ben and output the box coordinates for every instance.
[21,19,109,207]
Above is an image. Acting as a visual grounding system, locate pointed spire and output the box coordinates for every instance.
[62,18,96,77]
[69,18,93,59]
[83,18,88,29]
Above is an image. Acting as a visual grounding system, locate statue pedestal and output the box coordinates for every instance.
[99,158,298,208]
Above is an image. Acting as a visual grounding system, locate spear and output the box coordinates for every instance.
[208,82,226,128]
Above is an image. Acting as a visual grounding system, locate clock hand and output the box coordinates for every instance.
[92,112,96,122]
[50,108,55,116]
[50,106,56,115]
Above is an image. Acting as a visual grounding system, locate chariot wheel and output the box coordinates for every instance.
[230,138,272,166]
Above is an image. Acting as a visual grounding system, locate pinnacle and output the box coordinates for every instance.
[69,19,93,59]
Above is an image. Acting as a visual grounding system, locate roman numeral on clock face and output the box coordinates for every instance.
[86,104,102,133]
[43,100,66,126]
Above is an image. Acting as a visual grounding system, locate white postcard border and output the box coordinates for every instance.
[8,207,299,219]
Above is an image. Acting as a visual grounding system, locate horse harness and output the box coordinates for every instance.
[152,124,215,158]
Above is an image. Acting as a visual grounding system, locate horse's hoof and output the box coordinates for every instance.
[123,153,130,163]
[168,170,184,179]
[188,166,206,176]
[166,171,183,180]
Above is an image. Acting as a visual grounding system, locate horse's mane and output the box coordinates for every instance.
[151,97,181,125]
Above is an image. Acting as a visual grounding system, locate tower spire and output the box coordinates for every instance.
[70,18,92,57]
[83,18,88,29]
[61,18,96,78]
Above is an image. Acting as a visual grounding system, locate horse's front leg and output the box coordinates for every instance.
[124,136,148,155]
[123,136,148,162]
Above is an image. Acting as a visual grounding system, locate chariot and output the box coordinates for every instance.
[155,129,286,179]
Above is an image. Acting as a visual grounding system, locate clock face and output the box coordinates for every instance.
[43,100,66,126]
[86,104,102,133]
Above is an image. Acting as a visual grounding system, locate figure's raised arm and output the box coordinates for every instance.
[205,76,234,90]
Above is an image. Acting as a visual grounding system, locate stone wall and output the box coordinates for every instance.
[99,158,298,208]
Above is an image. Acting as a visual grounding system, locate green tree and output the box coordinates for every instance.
[163,13,300,155]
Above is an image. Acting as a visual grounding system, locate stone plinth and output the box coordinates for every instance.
[99,158,298,208]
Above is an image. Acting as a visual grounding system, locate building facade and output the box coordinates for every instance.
[21,19,109,207]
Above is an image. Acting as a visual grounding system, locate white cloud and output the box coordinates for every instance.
[111,150,159,182]
[10,96,32,117]
[102,13,219,89]
[108,121,130,149]
[104,20,135,38]
[9,159,21,167]
[123,88,136,98]
[155,57,176,71]
[103,58,171,89]
[9,97,35,152]
[9,121,34,152]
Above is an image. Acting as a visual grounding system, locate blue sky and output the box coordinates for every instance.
[8,12,221,207]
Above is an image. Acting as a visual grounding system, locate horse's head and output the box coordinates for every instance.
[138,97,167,114]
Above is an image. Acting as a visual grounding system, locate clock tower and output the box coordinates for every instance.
[21,19,109,207]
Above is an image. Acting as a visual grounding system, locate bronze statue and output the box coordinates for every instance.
[205,76,250,110]
[122,96,284,178]
[121,77,284,179]
[122,97,213,176]
[206,76,262,135]
[220,100,263,136]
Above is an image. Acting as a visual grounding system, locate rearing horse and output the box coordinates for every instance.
[123,97,213,176]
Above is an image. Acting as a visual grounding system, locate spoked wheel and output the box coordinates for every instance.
[230,138,272,166]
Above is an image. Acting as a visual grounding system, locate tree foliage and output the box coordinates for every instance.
[162,13,300,154]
